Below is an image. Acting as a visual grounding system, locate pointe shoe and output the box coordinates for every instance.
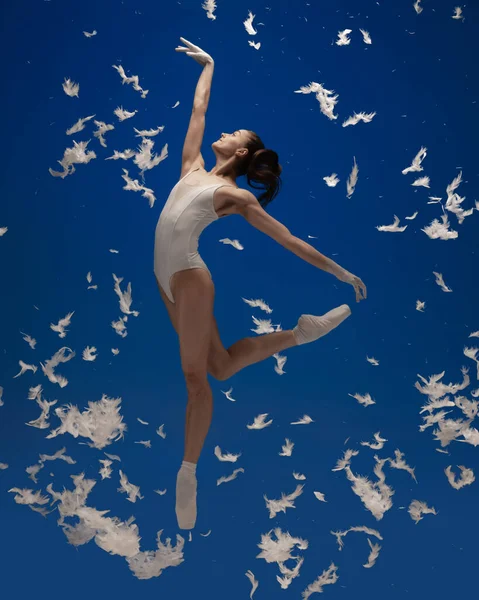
[293,304,351,345]
[175,468,197,529]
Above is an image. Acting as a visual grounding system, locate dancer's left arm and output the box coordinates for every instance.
[237,190,367,301]
[175,37,215,172]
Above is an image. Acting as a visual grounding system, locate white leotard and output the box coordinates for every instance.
[154,167,235,303]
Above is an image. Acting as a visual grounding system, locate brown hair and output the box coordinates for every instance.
[236,131,282,209]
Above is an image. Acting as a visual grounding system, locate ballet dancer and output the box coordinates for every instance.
[153,37,367,530]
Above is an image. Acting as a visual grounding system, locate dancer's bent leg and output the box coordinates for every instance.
[217,304,352,380]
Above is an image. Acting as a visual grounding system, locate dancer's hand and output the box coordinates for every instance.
[175,37,214,66]
[347,273,367,302]
[335,269,367,302]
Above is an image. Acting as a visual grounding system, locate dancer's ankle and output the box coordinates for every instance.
[181,460,197,473]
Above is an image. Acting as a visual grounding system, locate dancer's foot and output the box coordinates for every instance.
[292,304,351,345]
[175,461,197,529]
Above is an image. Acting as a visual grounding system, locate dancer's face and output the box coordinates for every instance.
[212,129,251,158]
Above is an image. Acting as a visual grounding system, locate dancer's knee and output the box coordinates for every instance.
[183,368,209,390]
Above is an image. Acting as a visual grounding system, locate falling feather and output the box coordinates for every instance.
[405,211,418,220]
[359,29,372,44]
[444,465,475,489]
[118,470,144,502]
[112,64,149,98]
[278,438,294,457]
[408,499,437,523]
[134,440,151,448]
[348,392,376,406]
[445,171,474,224]
[134,126,164,137]
[336,29,352,46]
[346,157,359,198]
[290,415,314,424]
[214,446,241,462]
[133,138,168,173]
[114,107,138,121]
[243,10,258,35]
[121,169,156,207]
[361,432,387,450]
[219,238,244,250]
[264,484,304,518]
[50,311,75,338]
[411,176,430,188]
[247,413,273,429]
[344,456,394,520]
[245,570,259,599]
[66,114,95,135]
[386,449,417,482]
[302,563,338,598]
[363,539,381,568]
[40,347,75,388]
[242,297,273,313]
[294,81,339,120]
[82,346,98,361]
[342,112,376,127]
[13,360,38,378]
[413,0,423,15]
[376,215,407,232]
[221,386,236,401]
[433,271,452,292]
[331,526,383,551]
[20,332,37,349]
[62,77,79,97]
[217,467,244,486]
[112,273,140,317]
[202,0,217,20]
[93,120,115,148]
[323,173,339,187]
[422,215,458,240]
[332,449,359,471]
[402,147,427,174]
[111,315,128,337]
[49,140,96,178]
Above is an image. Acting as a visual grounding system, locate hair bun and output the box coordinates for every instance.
[253,148,278,166]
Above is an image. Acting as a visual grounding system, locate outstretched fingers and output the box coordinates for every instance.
[177,37,198,51]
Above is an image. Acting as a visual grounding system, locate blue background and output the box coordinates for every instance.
[1,0,478,598]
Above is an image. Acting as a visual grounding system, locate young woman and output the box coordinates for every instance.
[153,37,367,530]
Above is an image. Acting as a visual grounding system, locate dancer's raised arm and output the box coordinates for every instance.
[175,37,215,174]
